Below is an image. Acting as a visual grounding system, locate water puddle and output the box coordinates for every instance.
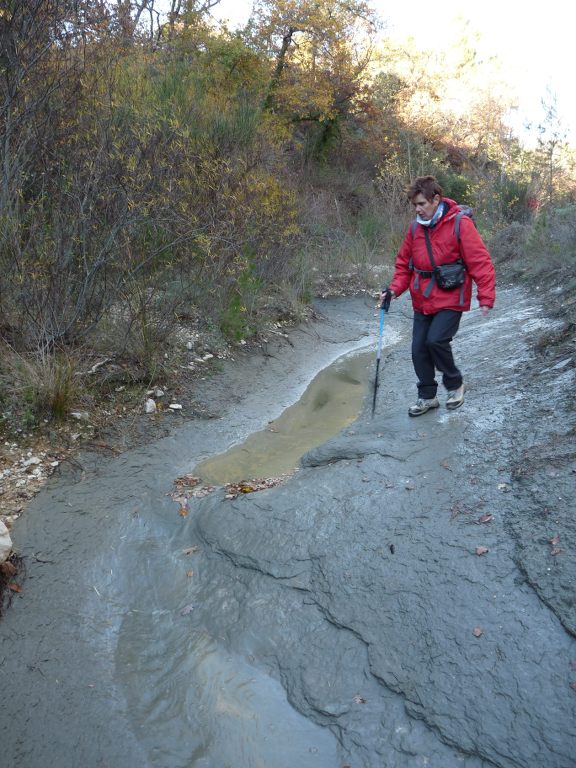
[194,349,373,484]
[116,615,338,767]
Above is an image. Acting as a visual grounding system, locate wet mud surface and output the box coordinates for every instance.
[1,290,575,768]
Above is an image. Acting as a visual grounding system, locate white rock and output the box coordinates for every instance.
[168,404,183,410]
[144,398,157,414]
[70,411,90,421]
[186,341,194,350]
[202,353,214,361]
[0,520,12,563]
[154,388,165,398]
[22,456,41,467]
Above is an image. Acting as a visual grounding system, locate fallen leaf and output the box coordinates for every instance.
[353,695,366,704]
[186,570,194,578]
[191,485,215,498]
[549,535,560,546]
[180,603,194,616]
[440,460,451,471]
[477,514,493,524]
[475,546,489,555]
[174,474,201,488]
[550,548,563,556]
[0,561,17,576]
[178,506,189,518]
[404,481,416,491]
[182,546,199,556]
[8,582,22,593]
[224,475,291,499]
[569,660,576,670]
[570,682,576,691]
[472,627,483,638]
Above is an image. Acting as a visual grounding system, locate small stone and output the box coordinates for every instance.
[70,411,90,421]
[154,388,165,398]
[169,404,183,410]
[22,456,41,468]
[0,520,13,563]
[144,399,157,414]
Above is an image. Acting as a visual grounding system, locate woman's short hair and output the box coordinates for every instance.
[406,176,443,202]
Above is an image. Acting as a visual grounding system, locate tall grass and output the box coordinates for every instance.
[0,343,82,423]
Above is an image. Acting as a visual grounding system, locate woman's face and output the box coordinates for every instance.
[412,193,441,220]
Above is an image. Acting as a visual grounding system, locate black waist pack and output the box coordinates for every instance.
[424,228,466,291]
[434,260,466,290]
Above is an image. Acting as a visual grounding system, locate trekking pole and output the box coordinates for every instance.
[371,299,387,418]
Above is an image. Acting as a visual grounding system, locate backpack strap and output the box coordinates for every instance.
[453,205,473,240]
[421,229,438,297]
[454,210,465,241]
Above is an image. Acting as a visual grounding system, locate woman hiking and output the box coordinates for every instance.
[381,176,496,416]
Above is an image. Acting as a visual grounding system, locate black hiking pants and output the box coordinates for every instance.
[412,310,463,400]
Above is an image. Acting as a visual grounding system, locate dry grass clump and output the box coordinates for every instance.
[0,342,84,426]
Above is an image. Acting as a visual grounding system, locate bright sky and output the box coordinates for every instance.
[212,0,576,145]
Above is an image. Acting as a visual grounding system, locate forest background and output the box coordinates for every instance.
[0,0,575,438]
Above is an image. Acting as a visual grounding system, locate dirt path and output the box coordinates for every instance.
[0,289,574,768]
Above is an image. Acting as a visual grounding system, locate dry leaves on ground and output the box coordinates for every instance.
[224,475,291,499]
[477,514,493,524]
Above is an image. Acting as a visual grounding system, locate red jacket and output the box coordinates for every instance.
[389,198,496,314]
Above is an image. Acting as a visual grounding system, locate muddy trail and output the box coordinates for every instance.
[1,289,575,768]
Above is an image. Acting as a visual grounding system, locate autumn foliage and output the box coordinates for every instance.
[0,1,574,419]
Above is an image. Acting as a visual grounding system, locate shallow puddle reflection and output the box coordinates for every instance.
[195,349,373,484]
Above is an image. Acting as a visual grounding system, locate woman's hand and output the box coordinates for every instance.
[380,287,396,312]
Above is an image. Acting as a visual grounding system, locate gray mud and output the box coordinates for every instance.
[1,291,575,768]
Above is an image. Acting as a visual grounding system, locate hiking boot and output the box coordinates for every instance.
[446,384,465,410]
[408,397,440,417]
